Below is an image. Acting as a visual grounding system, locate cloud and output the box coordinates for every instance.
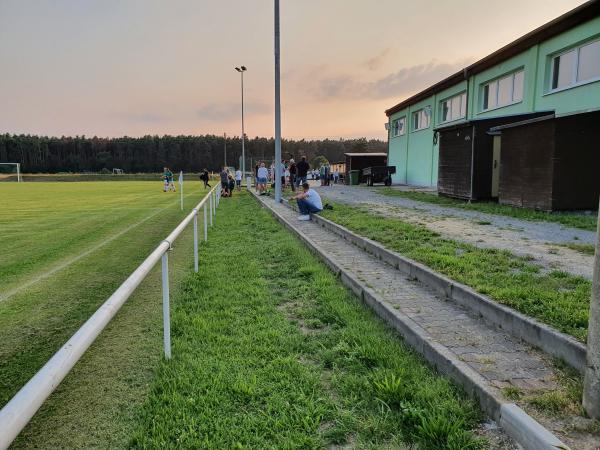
[361,48,393,71]
[196,101,270,121]
[313,59,471,102]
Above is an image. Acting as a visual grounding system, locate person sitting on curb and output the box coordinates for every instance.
[290,182,322,221]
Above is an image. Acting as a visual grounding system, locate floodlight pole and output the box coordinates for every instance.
[584,199,600,418]
[235,66,247,177]
[274,0,282,203]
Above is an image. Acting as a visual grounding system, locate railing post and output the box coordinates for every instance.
[209,194,213,227]
[193,210,198,273]
[204,204,208,241]
[161,251,171,360]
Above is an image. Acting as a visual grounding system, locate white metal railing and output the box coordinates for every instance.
[0,183,222,449]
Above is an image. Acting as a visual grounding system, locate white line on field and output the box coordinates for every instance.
[0,192,200,303]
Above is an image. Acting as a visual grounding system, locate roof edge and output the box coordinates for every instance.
[385,0,600,117]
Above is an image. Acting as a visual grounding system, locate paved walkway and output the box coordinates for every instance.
[256,194,598,450]
[314,184,596,279]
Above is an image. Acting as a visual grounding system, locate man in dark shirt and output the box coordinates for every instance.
[296,156,309,188]
[220,167,229,196]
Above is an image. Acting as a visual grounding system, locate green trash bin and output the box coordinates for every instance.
[349,170,361,185]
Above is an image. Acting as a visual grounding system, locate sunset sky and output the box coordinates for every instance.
[0,0,587,140]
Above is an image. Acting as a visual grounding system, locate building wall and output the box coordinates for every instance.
[387,108,409,184]
[469,48,539,119]
[535,16,600,115]
[387,14,600,187]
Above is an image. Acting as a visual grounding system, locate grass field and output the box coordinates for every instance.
[320,202,591,342]
[0,173,206,183]
[129,193,484,449]
[0,180,211,448]
[378,188,598,231]
[1,185,486,448]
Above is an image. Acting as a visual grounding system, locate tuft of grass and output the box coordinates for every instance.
[502,386,523,401]
[320,202,591,341]
[561,243,596,256]
[378,188,598,231]
[130,193,485,449]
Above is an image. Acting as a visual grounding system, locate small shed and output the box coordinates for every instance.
[344,153,387,184]
[435,113,550,201]
[492,110,600,211]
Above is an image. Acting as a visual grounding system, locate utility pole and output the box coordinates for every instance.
[223,132,227,167]
[235,66,247,176]
[584,201,600,419]
[274,0,282,203]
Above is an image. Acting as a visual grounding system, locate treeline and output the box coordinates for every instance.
[0,134,386,173]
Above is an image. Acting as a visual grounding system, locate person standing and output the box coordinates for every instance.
[257,162,269,194]
[333,169,339,184]
[162,167,170,192]
[220,166,229,196]
[296,156,309,187]
[200,168,211,189]
[288,158,297,192]
[235,168,242,191]
[290,182,323,221]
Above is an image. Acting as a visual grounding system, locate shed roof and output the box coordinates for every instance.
[385,0,600,117]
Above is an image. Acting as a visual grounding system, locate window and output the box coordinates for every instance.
[412,108,430,131]
[391,117,406,137]
[551,38,600,90]
[482,70,524,110]
[440,92,467,122]
[552,49,576,89]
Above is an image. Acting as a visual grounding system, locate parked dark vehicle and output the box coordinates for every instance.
[362,166,396,186]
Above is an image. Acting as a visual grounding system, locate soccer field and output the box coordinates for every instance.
[0,180,209,448]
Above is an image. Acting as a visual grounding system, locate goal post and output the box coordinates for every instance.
[0,163,22,182]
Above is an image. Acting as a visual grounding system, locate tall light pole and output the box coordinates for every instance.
[274,0,282,203]
[235,66,247,177]
[223,132,227,167]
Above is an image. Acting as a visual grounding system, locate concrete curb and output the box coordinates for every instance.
[253,192,570,450]
[283,198,586,373]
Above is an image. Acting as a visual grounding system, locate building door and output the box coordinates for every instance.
[491,135,501,198]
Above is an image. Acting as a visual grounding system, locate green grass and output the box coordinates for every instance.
[0,180,211,448]
[320,203,591,341]
[560,243,596,256]
[0,173,207,182]
[378,188,598,231]
[130,193,484,449]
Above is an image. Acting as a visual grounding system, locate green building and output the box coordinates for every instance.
[386,0,600,209]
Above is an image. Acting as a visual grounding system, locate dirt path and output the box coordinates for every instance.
[315,185,595,280]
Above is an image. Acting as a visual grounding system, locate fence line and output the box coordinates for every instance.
[0,184,222,449]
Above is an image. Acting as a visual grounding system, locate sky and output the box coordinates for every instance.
[0,0,588,140]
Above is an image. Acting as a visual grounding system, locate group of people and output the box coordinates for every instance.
[253,156,323,221]
[316,164,340,186]
[219,166,243,197]
[162,167,176,192]
[254,156,311,194]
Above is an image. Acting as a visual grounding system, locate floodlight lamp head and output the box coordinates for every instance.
[235,67,241,72]
[241,66,247,71]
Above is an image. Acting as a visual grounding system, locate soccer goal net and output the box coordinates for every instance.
[0,163,22,182]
